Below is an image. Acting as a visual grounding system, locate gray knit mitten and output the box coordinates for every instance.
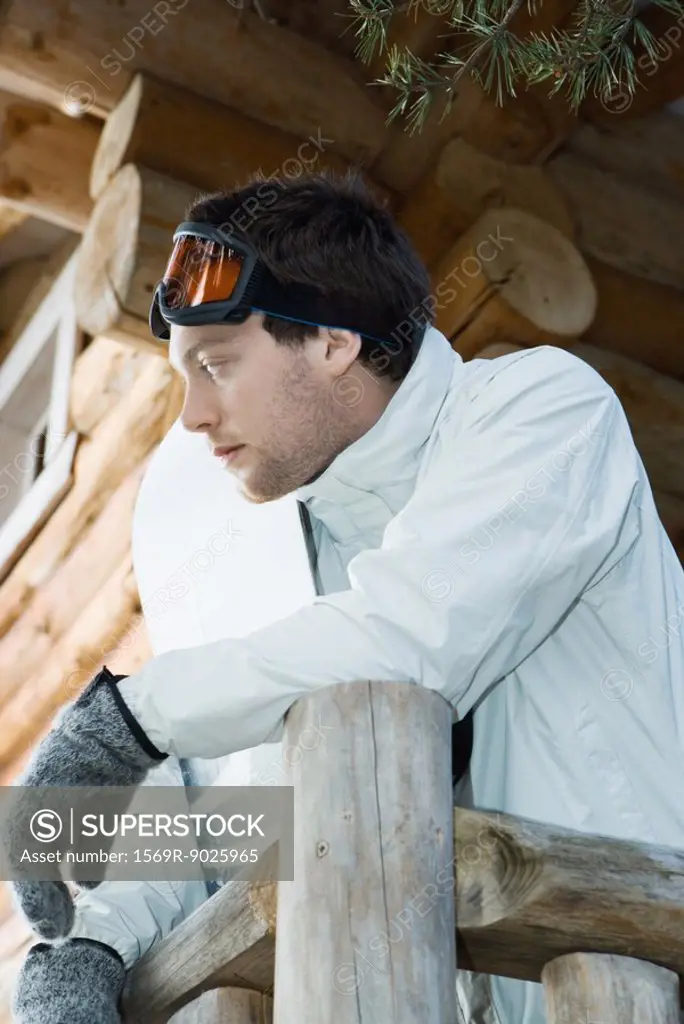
[7,666,167,940]
[12,939,126,1024]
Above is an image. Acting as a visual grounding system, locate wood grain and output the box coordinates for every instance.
[542,952,680,1024]
[547,151,684,291]
[169,988,272,1023]
[273,680,457,1022]
[399,137,575,272]
[0,89,99,231]
[0,0,386,168]
[89,72,385,204]
[434,207,596,359]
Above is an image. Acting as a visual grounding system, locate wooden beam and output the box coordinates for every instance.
[433,207,596,360]
[562,110,684,205]
[399,137,574,271]
[547,150,684,291]
[582,3,684,123]
[160,373,186,439]
[75,164,198,348]
[101,612,153,677]
[89,71,390,203]
[0,352,173,638]
[0,553,139,765]
[0,0,387,169]
[69,337,156,437]
[581,257,684,382]
[0,458,148,714]
[0,90,98,231]
[120,804,684,1024]
[0,609,153,786]
[122,881,276,1023]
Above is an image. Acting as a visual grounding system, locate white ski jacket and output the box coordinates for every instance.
[69,326,684,1023]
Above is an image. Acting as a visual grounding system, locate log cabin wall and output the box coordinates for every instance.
[0,0,682,1015]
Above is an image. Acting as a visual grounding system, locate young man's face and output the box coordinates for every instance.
[168,313,364,503]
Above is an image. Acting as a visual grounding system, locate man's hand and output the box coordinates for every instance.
[6,666,167,939]
[13,939,126,1024]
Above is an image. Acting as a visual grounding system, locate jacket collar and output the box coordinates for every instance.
[295,327,460,541]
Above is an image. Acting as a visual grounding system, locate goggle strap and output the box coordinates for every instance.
[252,270,399,345]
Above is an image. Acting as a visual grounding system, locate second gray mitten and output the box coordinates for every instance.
[12,938,126,1024]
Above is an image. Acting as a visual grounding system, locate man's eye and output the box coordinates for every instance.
[200,362,225,377]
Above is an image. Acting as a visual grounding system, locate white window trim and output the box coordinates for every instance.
[0,250,83,583]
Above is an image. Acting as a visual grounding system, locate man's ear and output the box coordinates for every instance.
[324,328,362,375]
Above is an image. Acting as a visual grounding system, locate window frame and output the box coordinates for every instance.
[0,250,83,583]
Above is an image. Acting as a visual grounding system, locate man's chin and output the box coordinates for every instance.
[239,487,272,505]
[235,476,281,505]
[236,474,298,505]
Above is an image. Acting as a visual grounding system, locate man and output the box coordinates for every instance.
[10,170,684,1024]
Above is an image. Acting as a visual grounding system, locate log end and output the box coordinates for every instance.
[478,207,598,338]
[74,164,142,338]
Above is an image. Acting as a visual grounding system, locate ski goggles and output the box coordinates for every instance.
[149,222,419,347]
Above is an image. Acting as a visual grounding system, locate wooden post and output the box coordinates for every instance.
[541,952,680,1024]
[169,987,273,1023]
[273,679,457,1024]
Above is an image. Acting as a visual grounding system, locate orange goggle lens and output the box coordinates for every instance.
[161,235,245,310]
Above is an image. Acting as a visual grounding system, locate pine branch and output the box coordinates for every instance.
[347,0,684,130]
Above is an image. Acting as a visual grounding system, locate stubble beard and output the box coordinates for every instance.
[238,360,352,504]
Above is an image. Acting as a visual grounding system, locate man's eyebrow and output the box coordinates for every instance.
[169,337,231,372]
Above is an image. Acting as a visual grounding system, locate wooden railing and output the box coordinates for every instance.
[121,681,684,1023]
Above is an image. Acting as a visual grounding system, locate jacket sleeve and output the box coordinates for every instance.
[116,348,644,759]
[66,755,208,968]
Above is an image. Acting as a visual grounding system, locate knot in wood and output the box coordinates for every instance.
[316,840,329,858]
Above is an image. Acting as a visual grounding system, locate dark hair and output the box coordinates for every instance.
[184,169,433,381]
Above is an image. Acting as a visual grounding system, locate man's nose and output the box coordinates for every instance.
[180,386,220,435]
